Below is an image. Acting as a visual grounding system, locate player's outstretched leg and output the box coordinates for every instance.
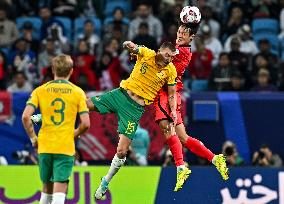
[176,123,229,180]
[95,134,129,200]
[159,120,191,191]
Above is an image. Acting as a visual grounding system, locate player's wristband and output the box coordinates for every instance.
[30,136,37,144]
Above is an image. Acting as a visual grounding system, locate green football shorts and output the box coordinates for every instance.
[91,88,145,139]
[38,153,74,183]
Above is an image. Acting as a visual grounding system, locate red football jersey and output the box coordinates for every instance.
[173,45,192,91]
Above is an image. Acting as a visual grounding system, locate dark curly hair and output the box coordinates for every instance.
[179,21,201,35]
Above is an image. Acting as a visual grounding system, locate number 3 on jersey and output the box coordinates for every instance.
[51,98,65,125]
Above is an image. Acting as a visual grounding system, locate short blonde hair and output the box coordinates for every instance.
[52,54,73,77]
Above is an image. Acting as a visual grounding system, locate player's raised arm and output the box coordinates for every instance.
[122,41,139,54]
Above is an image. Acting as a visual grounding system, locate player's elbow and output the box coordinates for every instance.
[81,119,90,131]
[168,87,176,96]
[21,113,30,124]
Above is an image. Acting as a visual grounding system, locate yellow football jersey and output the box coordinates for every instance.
[120,47,177,105]
[26,79,88,156]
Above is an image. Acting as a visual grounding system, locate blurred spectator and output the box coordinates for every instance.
[97,52,121,90]
[77,0,97,17]
[191,24,223,67]
[39,6,65,40]
[208,53,236,91]
[132,0,164,15]
[253,39,279,70]
[222,141,244,166]
[12,0,38,16]
[251,55,278,85]
[133,22,158,50]
[228,71,246,91]
[159,0,176,17]
[279,61,284,91]
[163,149,175,167]
[0,51,7,89]
[252,144,283,167]
[160,24,177,45]
[76,73,89,91]
[8,38,37,85]
[191,0,224,16]
[77,19,100,55]
[104,7,129,43]
[0,155,8,165]
[222,5,245,41]
[130,125,150,166]
[128,3,163,44]
[72,39,98,90]
[199,5,220,38]
[160,3,182,33]
[227,36,250,87]
[225,24,258,55]
[21,21,40,53]
[44,23,70,54]
[7,71,32,92]
[104,38,121,57]
[251,0,279,19]
[251,68,278,92]
[279,0,284,39]
[12,144,38,165]
[51,0,78,19]
[189,38,213,81]
[0,6,19,49]
[38,38,57,76]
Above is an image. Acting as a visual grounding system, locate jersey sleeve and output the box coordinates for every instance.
[137,46,155,59]
[77,89,89,115]
[167,64,177,86]
[26,88,38,110]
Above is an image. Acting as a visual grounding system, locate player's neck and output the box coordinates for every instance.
[154,56,163,68]
[54,76,69,81]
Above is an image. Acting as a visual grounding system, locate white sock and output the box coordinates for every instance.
[177,165,185,172]
[51,192,66,204]
[105,154,126,183]
[212,155,217,165]
[40,192,53,204]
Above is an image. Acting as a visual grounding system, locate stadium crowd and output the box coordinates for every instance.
[0,0,284,92]
[0,0,283,167]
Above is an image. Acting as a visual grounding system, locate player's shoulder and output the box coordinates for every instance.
[177,45,192,55]
[139,46,156,56]
[71,83,86,95]
[164,62,177,75]
[167,62,176,70]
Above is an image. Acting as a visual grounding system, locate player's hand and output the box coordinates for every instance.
[33,141,38,148]
[171,111,177,126]
[123,41,136,50]
[30,136,38,148]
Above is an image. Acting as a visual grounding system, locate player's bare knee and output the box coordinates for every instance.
[159,121,172,137]
[43,183,53,194]
[116,147,128,158]
[178,134,188,144]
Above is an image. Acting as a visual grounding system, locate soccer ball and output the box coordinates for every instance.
[180,6,201,24]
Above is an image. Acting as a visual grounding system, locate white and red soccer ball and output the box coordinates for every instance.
[180,6,201,24]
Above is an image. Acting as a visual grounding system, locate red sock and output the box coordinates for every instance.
[185,136,214,162]
[166,135,184,166]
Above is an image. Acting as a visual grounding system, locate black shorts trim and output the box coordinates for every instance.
[158,97,173,122]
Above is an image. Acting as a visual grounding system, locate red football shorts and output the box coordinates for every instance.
[154,90,183,125]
